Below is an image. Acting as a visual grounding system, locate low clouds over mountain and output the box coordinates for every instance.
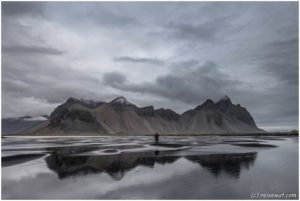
[2,2,298,131]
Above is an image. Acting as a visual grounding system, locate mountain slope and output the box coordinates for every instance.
[2,116,48,134]
[20,96,264,135]
[216,95,257,127]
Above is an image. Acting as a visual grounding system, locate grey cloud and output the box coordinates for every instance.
[3,45,65,55]
[261,37,298,85]
[90,8,138,27]
[2,74,101,118]
[103,61,244,105]
[1,2,298,131]
[168,23,218,41]
[166,15,234,42]
[103,72,127,88]
[46,2,140,28]
[2,53,104,112]
[114,56,165,65]
[2,2,45,17]
[103,57,298,129]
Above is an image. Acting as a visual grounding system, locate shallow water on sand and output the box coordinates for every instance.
[1,135,299,199]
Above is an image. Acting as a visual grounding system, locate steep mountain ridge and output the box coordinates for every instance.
[20,96,264,135]
[216,95,257,127]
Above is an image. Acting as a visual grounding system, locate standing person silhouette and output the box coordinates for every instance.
[154,132,160,144]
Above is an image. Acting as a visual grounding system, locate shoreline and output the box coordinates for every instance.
[3,132,299,138]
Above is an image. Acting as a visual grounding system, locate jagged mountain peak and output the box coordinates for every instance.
[66,97,79,103]
[218,95,232,103]
[197,99,215,110]
[203,99,215,104]
[110,96,133,105]
[80,99,102,107]
[65,97,104,109]
[216,95,233,112]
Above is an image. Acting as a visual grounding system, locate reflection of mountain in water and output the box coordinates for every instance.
[45,149,257,180]
[45,151,179,180]
[186,153,256,178]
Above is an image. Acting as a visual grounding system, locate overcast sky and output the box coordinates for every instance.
[1,2,298,131]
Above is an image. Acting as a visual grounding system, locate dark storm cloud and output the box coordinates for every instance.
[2,61,104,117]
[2,48,107,118]
[114,56,165,65]
[104,53,298,129]
[3,45,65,55]
[89,8,138,27]
[168,23,217,41]
[259,37,298,85]
[1,2,45,17]
[38,2,140,29]
[1,2,298,130]
[103,72,127,88]
[103,61,244,105]
[167,16,232,42]
[2,57,102,104]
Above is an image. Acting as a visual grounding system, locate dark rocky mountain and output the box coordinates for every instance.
[20,95,264,135]
[216,95,257,127]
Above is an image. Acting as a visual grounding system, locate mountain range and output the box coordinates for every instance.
[2,115,48,134]
[18,95,264,135]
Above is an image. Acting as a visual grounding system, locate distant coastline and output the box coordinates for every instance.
[4,131,298,137]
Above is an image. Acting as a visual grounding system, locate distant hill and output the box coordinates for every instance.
[2,115,48,134]
[19,96,264,135]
